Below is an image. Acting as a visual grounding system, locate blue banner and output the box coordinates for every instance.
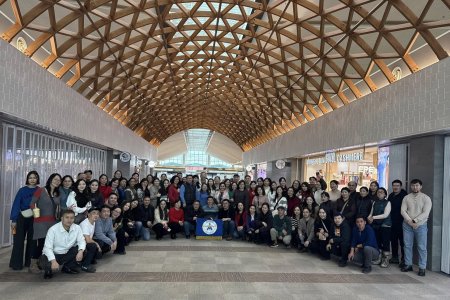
[196,218,223,240]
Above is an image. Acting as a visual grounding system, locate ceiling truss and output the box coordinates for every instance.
[1,0,449,150]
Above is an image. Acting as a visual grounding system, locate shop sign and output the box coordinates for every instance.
[306,151,364,165]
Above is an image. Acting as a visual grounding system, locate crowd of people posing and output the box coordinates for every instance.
[9,170,432,279]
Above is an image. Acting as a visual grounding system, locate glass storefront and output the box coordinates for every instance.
[304,147,381,190]
[0,123,106,247]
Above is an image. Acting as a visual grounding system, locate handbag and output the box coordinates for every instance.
[21,208,34,218]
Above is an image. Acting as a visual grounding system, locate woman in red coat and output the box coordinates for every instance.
[168,200,184,239]
[168,175,180,207]
[234,202,247,240]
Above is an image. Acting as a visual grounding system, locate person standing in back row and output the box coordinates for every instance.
[180,175,197,208]
[388,180,408,267]
[400,179,432,277]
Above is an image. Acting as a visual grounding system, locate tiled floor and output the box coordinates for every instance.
[0,239,449,299]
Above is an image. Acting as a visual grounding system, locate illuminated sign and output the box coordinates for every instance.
[306,151,364,165]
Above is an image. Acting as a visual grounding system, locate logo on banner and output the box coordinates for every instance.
[202,220,218,235]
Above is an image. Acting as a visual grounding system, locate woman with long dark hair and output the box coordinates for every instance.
[109,178,120,198]
[158,179,170,206]
[153,200,170,240]
[168,176,180,207]
[246,205,258,242]
[207,178,216,197]
[252,186,268,213]
[66,179,92,224]
[290,206,302,249]
[88,179,104,208]
[113,170,122,180]
[255,203,273,245]
[302,196,319,219]
[125,177,138,202]
[9,171,40,270]
[198,183,209,207]
[99,174,111,200]
[233,202,247,240]
[298,182,313,202]
[311,208,332,260]
[59,175,73,210]
[270,186,287,216]
[369,181,380,201]
[29,173,61,273]
[137,178,150,202]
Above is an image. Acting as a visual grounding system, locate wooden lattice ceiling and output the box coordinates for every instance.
[1,0,449,150]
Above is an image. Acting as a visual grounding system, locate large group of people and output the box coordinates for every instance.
[9,170,432,279]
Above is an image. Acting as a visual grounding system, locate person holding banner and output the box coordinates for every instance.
[184,200,204,239]
[203,196,219,219]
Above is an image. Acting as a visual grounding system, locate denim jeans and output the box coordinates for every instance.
[223,220,235,237]
[403,222,428,269]
[233,227,245,239]
[140,227,151,240]
[184,222,195,236]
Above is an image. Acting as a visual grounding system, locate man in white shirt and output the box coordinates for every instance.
[40,210,86,279]
[79,207,101,273]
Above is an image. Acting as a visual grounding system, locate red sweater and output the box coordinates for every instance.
[168,185,179,205]
[287,196,301,217]
[99,185,112,201]
[169,207,184,223]
[234,211,247,227]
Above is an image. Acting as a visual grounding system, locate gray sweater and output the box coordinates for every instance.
[94,217,116,245]
[298,217,315,242]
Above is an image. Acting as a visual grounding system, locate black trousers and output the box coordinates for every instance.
[332,241,350,262]
[94,239,112,255]
[391,224,404,260]
[83,243,98,267]
[291,230,300,248]
[168,222,183,234]
[310,239,330,259]
[9,215,34,269]
[153,223,169,239]
[374,226,391,252]
[31,238,45,259]
[41,246,79,271]
[257,227,271,245]
[116,229,126,253]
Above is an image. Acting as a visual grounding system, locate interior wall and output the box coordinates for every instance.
[0,40,157,161]
[408,135,444,272]
[243,58,450,165]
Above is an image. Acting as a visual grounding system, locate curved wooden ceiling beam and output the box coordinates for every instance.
[1,0,449,148]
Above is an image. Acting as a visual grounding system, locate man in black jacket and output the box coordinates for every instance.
[218,200,235,241]
[327,212,352,267]
[388,179,408,266]
[184,200,204,239]
[136,196,154,241]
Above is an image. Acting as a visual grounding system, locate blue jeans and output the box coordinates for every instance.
[184,222,196,236]
[403,222,427,269]
[223,220,235,237]
[135,221,151,240]
[233,227,245,239]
